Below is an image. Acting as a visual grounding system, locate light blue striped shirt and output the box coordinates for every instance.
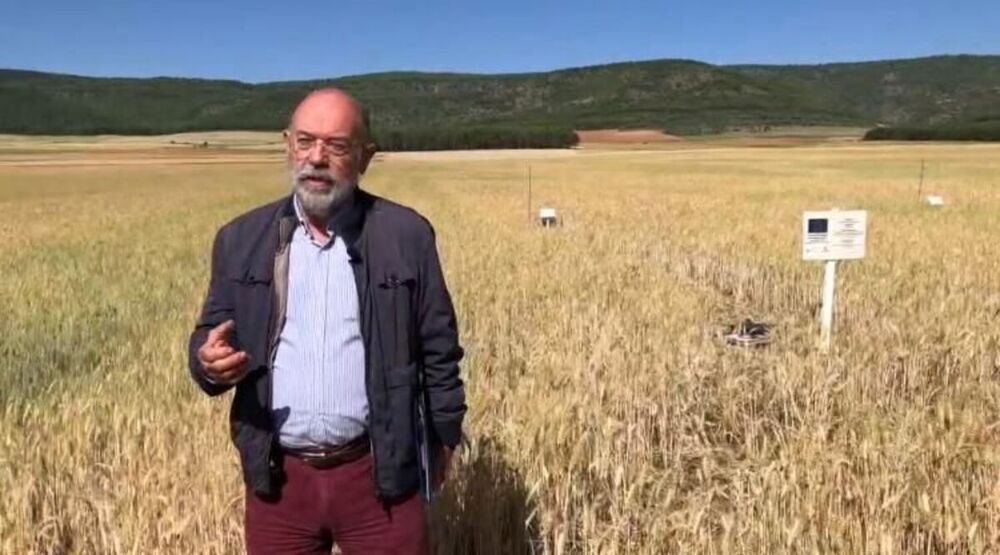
[271,197,368,449]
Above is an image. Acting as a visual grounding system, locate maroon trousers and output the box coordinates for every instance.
[245,453,426,554]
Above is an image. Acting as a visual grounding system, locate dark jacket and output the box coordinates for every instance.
[187,190,465,499]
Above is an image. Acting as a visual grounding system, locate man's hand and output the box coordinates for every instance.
[433,446,455,490]
[197,320,250,385]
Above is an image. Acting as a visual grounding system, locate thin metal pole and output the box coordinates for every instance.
[917,159,925,200]
[527,165,532,224]
[819,260,837,352]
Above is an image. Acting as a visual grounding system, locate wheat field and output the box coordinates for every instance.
[1,138,999,554]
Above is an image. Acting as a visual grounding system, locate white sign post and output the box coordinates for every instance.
[802,210,867,352]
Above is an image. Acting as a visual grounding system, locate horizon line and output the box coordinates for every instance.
[1,52,996,86]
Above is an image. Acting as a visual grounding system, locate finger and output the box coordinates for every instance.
[213,361,250,384]
[197,346,234,368]
[437,449,454,486]
[199,344,235,364]
[205,350,248,372]
[433,457,449,489]
[204,351,249,374]
[206,320,236,345]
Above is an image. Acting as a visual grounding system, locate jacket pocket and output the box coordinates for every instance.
[385,362,419,467]
[386,361,419,389]
[376,267,417,363]
[377,268,416,306]
[227,270,272,362]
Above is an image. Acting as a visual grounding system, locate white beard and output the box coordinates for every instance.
[289,164,356,221]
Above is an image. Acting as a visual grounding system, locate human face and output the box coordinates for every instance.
[285,95,374,219]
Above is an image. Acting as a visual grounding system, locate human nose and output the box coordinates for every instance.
[306,140,327,164]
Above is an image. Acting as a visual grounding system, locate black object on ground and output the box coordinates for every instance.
[724,319,772,347]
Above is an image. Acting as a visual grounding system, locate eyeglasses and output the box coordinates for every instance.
[290,134,356,157]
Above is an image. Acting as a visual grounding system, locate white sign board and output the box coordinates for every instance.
[802,210,867,261]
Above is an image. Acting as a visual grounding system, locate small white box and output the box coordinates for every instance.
[538,207,559,227]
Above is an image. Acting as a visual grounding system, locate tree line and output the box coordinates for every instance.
[372,126,579,151]
[864,120,1000,141]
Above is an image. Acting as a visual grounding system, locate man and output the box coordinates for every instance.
[187,88,465,554]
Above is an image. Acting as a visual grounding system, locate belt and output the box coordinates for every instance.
[281,434,370,469]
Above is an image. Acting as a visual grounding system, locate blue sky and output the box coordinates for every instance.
[1,0,997,83]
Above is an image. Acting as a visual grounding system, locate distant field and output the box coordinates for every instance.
[575,129,683,144]
[1,137,999,553]
[0,126,870,162]
[0,130,281,148]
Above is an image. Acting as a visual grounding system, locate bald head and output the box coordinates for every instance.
[288,88,370,143]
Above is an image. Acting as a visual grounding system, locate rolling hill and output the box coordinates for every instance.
[0,55,997,136]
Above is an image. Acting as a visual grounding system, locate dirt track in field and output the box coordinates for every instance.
[575,129,683,143]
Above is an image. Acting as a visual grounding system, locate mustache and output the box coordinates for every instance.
[294,166,335,183]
